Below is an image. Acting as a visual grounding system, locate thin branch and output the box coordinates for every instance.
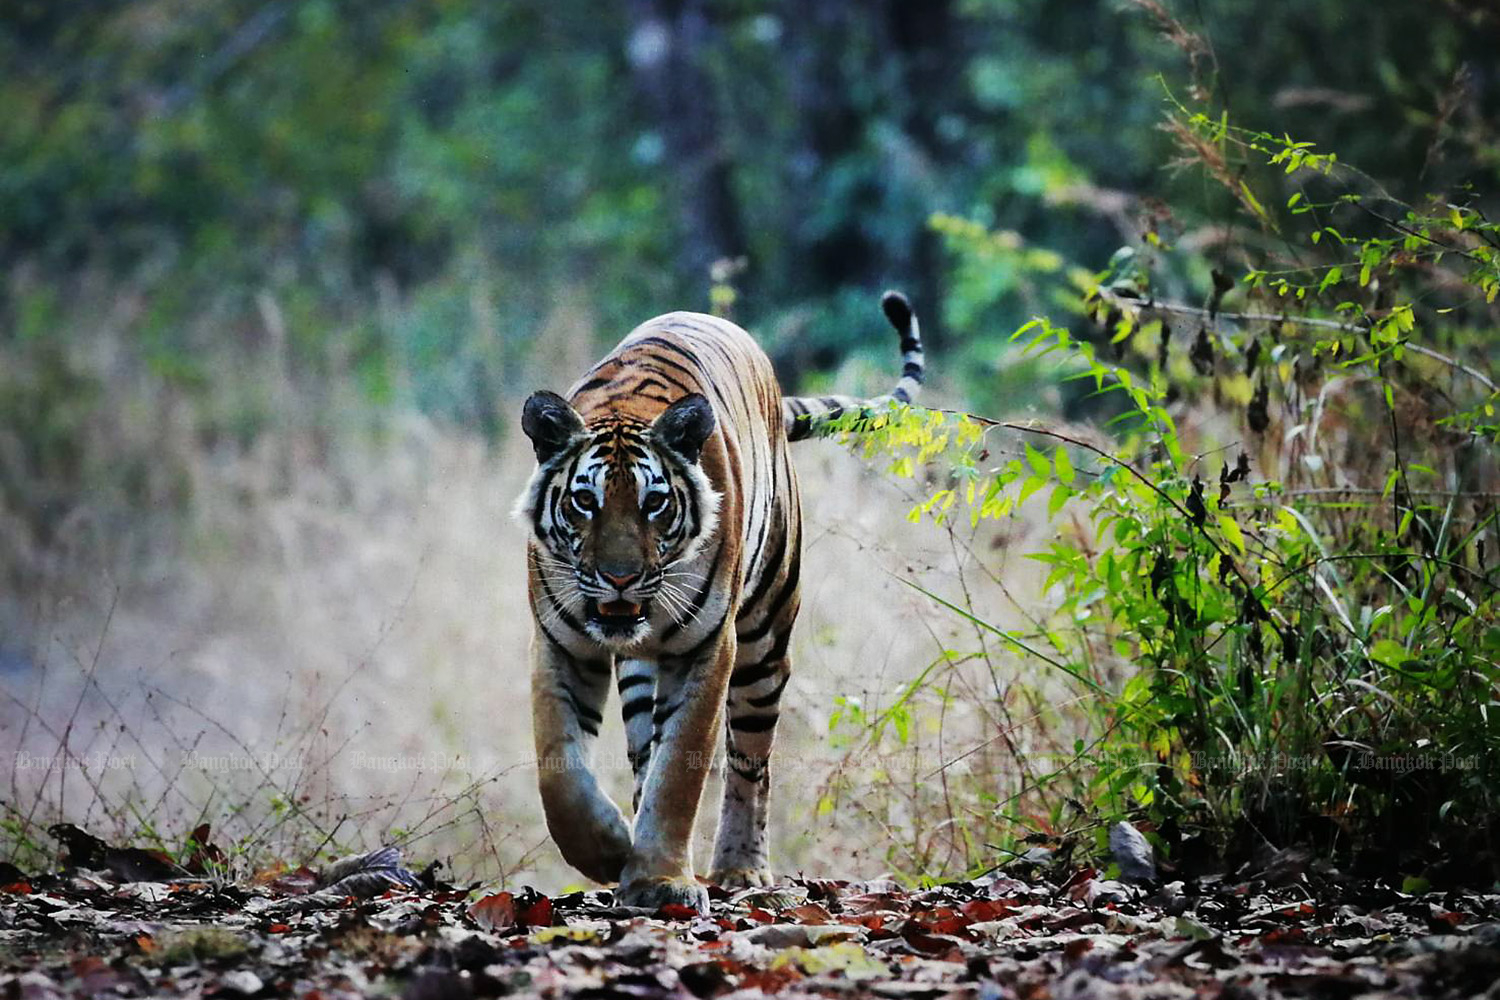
[1095,288,1498,393]
[1280,487,1500,500]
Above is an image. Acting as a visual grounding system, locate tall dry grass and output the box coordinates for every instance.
[1,294,1059,888]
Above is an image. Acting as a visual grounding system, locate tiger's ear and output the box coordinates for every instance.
[651,393,716,464]
[521,391,585,463]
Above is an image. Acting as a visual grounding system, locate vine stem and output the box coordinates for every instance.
[1094,287,1498,393]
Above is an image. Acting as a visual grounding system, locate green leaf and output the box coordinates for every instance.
[1048,483,1071,518]
[1369,638,1409,669]
[1054,447,1075,485]
[1217,515,1245,556]
[1025,442,1050,477]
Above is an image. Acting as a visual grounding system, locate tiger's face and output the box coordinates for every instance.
[515,391,721,648]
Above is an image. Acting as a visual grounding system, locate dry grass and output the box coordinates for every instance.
[0,305,1064,888]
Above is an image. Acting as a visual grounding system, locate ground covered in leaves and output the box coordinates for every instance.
[4,831,1500,999]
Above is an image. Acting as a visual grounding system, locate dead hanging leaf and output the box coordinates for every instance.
[1248,379,1270,432]
[1157,321,1173,370]
[1209,268,1235,318]
[1190,325,1216,375]
[1245,337,1262,377]
[1221,453,1251,501]
[1186,476,1207,528]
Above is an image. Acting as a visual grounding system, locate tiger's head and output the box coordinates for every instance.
[514,390,721,648]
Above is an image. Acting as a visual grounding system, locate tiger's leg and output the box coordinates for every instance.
[711,627,792,887]
[532,636,632,884]
[616,658,658,811]
[616,632,736,912]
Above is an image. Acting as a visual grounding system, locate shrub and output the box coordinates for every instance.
[826,104,1500,882]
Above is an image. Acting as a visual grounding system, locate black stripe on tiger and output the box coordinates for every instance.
[746,672,790,708]
[729,714,779,733]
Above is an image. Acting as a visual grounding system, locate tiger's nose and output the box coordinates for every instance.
[599,568,640,591]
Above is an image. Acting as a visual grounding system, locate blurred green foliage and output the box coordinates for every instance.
[4,0,1500,878]
[3,0,1496,409]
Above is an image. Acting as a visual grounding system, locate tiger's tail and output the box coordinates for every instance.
[782,290,925,442]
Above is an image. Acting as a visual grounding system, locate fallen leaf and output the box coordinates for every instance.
[469,892,517,931]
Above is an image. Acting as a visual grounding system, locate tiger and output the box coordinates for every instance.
[514,291,924,910]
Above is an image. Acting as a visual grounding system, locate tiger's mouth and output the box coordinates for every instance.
[588,598,647,636]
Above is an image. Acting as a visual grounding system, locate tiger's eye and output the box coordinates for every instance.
[571,489,597,512]
[641,492,669,515]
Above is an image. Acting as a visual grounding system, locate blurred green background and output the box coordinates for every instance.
[5,0,1495,433]
[2,0,1499,878]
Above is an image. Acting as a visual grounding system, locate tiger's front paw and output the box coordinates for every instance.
[615,874,710,913]
[709,866,775,890]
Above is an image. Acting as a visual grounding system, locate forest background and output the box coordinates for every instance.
[2,0,1498,889]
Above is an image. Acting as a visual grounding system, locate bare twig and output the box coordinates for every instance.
[1095,288,1498,393]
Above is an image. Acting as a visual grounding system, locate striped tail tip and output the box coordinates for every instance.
[881,290,912,331]
[783,289,926,441]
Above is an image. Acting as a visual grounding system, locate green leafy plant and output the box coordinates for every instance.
[820,105,1500,881]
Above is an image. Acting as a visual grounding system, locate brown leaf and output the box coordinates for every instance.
[959,899,1014,922]
[783,903,834,925]
[518,893,553,927]
[843,892,904,915]
[253,863,319,896]
[468,891,517,931]
[184,823,228,875]
[737,967,802,994]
